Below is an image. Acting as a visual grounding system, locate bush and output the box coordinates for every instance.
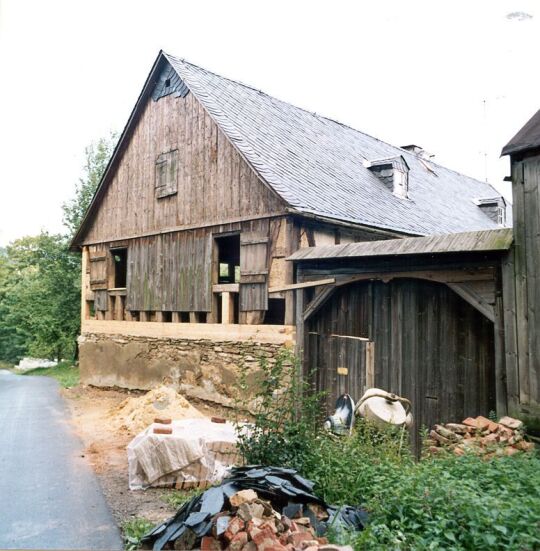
[234,351,540,550]
[234,348,324,473]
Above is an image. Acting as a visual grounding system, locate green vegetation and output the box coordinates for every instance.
[236,350,540,550]
[122,517,155,551]
[21,361,80,388]
[0,134,116,365]
[161,488,203,509]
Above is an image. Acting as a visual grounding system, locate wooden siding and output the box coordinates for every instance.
[306,279,496,451]
[81,92,286,244]
[503,156,540,414]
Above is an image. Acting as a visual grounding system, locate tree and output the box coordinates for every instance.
[62,132,117,238]
[0,134,117,364]
[0,234,80,361]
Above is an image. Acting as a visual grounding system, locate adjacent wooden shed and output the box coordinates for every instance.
[289,229,513,449]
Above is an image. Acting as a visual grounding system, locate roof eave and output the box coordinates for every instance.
[69,50,170,251]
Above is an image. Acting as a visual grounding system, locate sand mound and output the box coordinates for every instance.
[110,385,205,434]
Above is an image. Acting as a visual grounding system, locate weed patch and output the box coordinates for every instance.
[122,517,155,551]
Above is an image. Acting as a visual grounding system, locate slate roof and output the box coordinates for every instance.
[502,109,540,156]
[288,228,513,262]
[165,53,506,236]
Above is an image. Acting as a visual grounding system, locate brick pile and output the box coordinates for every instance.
[198,489,351,551]
[427,415,534,458]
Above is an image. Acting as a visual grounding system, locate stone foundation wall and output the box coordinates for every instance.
[78,333,289,406]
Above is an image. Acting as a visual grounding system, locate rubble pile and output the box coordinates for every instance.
[427,415,534,457]
[141,466,367,550]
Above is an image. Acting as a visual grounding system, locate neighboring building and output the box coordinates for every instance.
[71,51,506,400]
[288,109,540,447]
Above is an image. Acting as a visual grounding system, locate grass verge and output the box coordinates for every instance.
[20,361,80,388]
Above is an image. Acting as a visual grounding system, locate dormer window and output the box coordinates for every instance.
[363,155,410,199]
[474,197,507,226]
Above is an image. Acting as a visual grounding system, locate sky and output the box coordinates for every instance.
[0,0,539,246]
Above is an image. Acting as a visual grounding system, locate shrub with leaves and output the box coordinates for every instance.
[234,348,324,473]
[234,350,540,550]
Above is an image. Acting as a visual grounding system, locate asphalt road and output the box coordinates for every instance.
[0,370,123,550]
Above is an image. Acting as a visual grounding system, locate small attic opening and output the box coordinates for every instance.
[364,156,410,199]
[475,197,507,225]
[165,78,171,87]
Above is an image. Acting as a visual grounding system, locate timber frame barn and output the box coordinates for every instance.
[72,51,510,413]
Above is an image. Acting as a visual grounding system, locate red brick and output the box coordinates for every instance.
[153,417,172,424]
[229,531,249,551]
[200,536,222,551]
[153,426,172,434]
[287,531,314,547]
[251,527,281,550]
[224,517,245,542]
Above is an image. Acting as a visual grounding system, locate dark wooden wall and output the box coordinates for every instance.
[306,279,496,450]
[503,154,540,419]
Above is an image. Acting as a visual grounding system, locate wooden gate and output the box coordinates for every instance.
[306,333,374,412]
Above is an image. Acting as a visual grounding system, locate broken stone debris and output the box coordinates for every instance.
[141,466,367,550]
[427,415,534,457]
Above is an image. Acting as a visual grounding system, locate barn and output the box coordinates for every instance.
[71,50,507,407]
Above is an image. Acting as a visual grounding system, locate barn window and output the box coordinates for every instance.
[111,248,127,288]
[155,150,178,198]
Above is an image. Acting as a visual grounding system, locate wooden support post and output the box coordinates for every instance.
[172,312,181,323]
[189,312,198,323]
[96,310,105,321]
[124,309,134,321]
[115,296,124,321]
[139,311,149,322]
[80,246,91,320]
[365,341,375,391]
[295,288,304,360]
[154,311,164,322]
[284,218,299,325]
[105,294,114,320]
[221,292,235,324]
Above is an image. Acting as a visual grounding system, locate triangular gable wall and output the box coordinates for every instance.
[72,54,287,247]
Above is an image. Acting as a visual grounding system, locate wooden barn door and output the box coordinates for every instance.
[307,333,374,412]
[239,232,268,322]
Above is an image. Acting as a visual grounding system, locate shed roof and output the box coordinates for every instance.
[288,228,513,262]
[166,53,504,236]
[502,109,540,156]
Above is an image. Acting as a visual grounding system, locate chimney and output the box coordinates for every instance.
[363,156,410,199]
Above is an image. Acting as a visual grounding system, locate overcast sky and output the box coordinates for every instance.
[0,0,538,246]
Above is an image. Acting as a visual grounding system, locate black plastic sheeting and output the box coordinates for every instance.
[141,466,368,550]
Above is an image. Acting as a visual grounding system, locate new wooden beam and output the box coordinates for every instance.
[269,278,335,294]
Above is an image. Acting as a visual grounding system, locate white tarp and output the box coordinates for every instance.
[127,418,241,490]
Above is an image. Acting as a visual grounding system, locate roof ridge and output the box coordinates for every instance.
[164,53,500,194]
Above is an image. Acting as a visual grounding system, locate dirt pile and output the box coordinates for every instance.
[109,385,205,434]
[427,415,534,457]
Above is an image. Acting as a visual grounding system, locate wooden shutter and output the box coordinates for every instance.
[89,248,108,290]
[155,150,178,199]
[239,232,268,311]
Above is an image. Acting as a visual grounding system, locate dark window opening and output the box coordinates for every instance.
[215,234,240,284]
[198,312,208,323]
[180,312,190,323]
[111,248,127,288]
[264,298,285,325]
[165,78,171,87]
[130,311,139,321]
[162,311,172,322]
[88,301,95,319]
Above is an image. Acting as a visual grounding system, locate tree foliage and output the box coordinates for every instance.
[0,134,116,364]
[62,133,117,238]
